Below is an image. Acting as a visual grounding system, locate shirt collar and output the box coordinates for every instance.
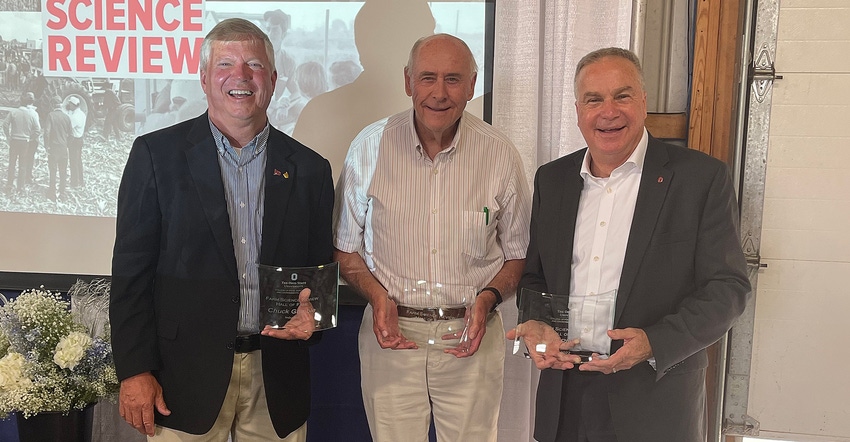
[209,118,270,160]
[580,128,649,179]
[409,108,464,159]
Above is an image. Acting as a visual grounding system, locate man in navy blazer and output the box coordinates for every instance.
[110,19,333,441]
[508,48,751,441]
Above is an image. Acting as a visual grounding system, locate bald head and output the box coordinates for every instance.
[406,34,478,76]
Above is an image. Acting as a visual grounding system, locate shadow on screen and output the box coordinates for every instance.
[291,0,436,182]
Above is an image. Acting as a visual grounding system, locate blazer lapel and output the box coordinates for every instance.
[184,113,238,280]
[260,128,295,264]
[555,153,585,292]
[614,138,672,325]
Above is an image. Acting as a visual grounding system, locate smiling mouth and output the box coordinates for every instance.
[229,89,253,97]
[597,126,625,133]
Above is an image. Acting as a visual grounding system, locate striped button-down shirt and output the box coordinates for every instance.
[210,120,269,334]
[334,109,531,307]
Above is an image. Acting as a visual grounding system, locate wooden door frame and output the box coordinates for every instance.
[689,1,747,441]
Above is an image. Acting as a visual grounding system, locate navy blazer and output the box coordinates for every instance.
[520,136,751,441]
[110,113,334,437]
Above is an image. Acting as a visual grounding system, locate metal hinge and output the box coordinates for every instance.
[724,414,760,436]
[750,43,782,103]
[745,253,767,269]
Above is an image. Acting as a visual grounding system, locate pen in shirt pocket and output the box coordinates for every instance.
[483,206,489,225]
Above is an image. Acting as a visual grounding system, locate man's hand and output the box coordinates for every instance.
[506,320,582,370]
[373,297,418,350]
[119,372,170,436]
[442,298,489,358]
[579,328,653,374]
[262,288,316,340]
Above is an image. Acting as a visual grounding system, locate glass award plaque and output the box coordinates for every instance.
[513,287,616,358]
[257,262,339,331]
[513,287,570,356]
[393,279,475,346]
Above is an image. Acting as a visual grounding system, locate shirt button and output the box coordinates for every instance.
[240,202,246,208]
[583,327,591,334]
[599,221,607,227]
[432,209,437,214]
[431,249,437,254]
[433,169,439,175]
[606,187,613,194]
[241,237,246,244]
[593,256,600,261]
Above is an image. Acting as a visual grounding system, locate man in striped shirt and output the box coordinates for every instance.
[333,33,531,441]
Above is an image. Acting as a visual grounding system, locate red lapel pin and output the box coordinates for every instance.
[657,176,663,183]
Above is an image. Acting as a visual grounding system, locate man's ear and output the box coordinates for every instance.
[404,67,413,97]
[199,68,208,94]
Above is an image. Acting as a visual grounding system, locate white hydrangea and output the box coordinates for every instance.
[0,352,31,390]
[53,331,92,370]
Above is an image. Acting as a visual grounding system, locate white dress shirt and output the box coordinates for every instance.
[570,129,648,353]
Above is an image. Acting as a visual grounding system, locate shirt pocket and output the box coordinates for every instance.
[462,210,489,260]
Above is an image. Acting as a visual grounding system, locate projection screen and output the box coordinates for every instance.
[0,0,494,289]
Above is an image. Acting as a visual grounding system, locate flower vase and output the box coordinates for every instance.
[15,405,93,442]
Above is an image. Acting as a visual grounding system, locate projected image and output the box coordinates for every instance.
[0,8,135,217]
[0,1,487,219]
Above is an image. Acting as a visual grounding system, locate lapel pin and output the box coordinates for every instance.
[273,169,282,176]
[283,171,289,179]
[657,176,664,183]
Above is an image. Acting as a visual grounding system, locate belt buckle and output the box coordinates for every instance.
[420,308,438,321]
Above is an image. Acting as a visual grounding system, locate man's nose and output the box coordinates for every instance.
[431,79,449,99]
[599,99,619,117]
[234,62,253,80]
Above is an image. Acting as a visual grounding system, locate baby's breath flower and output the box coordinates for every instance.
[0,288,118,418]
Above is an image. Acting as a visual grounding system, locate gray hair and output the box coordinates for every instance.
[574,47,644,95]
[200,18,276,72]
[406,33,478,75]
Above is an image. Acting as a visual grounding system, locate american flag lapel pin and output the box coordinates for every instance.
[273,169,282,176]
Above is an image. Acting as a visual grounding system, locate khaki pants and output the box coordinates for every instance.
[150,351,307,442]
[359,305,505,442]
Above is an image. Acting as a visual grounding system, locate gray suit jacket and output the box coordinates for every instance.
[520,136,750,441]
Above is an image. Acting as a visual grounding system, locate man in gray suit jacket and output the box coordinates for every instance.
[508,48,751,441]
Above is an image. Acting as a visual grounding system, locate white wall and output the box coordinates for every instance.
[747,0,850,439]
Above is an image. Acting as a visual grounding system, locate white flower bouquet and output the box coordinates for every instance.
[0,287,119,418]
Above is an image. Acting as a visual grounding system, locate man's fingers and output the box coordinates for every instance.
[155,394,171,416]
[298,287,312,303]
[142,405,157,435]
[393,340,419,350]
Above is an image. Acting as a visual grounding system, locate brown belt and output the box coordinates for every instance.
[397,305,467,321]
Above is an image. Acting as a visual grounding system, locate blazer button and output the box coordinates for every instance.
[226,342,234,350]
[231,297,239,304]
